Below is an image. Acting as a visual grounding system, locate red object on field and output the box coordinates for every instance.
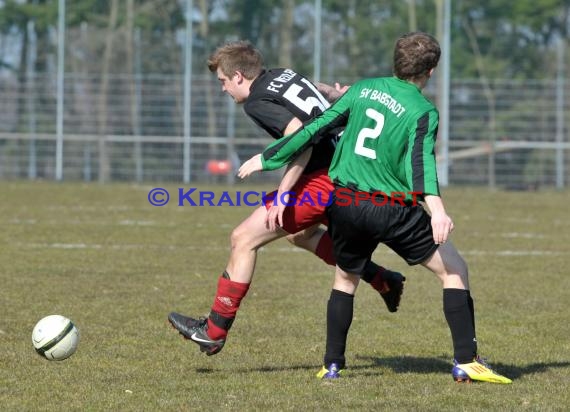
[207,159,232,175]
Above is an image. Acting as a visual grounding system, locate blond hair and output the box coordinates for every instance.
[207,40,264,80]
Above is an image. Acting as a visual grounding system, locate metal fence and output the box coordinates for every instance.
[0,73,568,189]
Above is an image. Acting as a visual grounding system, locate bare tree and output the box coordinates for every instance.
[278,0,294,68]
[198,0,220,160]
[408,0,417,32]
[98,0,119,182]
[125,0,143,181]
[462,16,497,189]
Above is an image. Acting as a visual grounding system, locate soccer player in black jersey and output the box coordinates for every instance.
[239,33,512,384]
[168,41,405,356]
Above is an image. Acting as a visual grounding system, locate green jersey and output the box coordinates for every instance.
[261,76,440,201]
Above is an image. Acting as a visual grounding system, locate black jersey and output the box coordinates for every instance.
[244,68,339,174]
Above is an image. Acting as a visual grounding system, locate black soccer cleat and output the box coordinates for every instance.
[168,312,225,356]
[378,270,406,313]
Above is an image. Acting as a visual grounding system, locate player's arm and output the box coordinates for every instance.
[262,107,347,170]
[424,195,454,244]
[278,117,310,197]
[266,117,311,230]
[239,97,351,179]
[316,82,350,103]
[409,108,450,243]
[238,99,308,179]
[410,108,440,196]
[238,106,347,178]
[238,86,356,178]
[242,99,310,228]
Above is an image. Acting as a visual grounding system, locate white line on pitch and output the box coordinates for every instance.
[14,242,568,256]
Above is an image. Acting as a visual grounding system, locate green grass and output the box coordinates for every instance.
[1,181,569,411]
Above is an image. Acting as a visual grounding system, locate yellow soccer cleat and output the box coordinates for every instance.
[316,363,343,379]
[452,356,512,384]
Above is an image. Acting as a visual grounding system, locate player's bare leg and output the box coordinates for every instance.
[225,205,289,283]
[421,241,469,290]
[284,224,325,254]
[169,206,288,354]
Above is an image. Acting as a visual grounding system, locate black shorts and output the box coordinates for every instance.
[326,187,439,274]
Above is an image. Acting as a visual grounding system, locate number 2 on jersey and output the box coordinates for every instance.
[355,108,384,159]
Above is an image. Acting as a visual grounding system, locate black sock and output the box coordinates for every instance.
[467,290,476,337]
[443,289,477,364]
[324,289,354,369]
[360,261,379,283]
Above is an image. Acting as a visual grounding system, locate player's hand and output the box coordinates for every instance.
[430,211,454,244]
[316,82,350,102]
[265,191,290,230]
[238,154,263,179]
[264,204,282,231]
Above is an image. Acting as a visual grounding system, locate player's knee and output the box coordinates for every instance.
[442,254,469,286]
[285,231,309,247]
[229,225,248,250]
[229,223,266,252]
[285,233,298,245]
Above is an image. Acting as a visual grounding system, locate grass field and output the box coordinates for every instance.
[1,181,569,411]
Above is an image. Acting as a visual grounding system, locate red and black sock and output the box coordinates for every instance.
[207,271,250,340]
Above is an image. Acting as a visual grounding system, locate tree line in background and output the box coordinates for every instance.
[1,0,568,82]
[0,0,568,186]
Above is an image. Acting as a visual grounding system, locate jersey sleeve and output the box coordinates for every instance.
[244,99,295,139]
[410,108,440,196]
[260,91,353,171]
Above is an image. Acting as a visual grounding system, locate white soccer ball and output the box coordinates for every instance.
[32,315,79,361]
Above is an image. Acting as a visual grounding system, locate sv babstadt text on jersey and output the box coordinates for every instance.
[359,87,406,117]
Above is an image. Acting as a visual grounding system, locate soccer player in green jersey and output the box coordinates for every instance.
[238,32,512,384]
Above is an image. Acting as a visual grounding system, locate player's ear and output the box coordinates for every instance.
[234,70,245,84]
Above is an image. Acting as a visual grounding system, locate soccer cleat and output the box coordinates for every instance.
[168,312,225,356]
[452,356,512,384]
[378,270,406,313]
[316,363,343,379]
